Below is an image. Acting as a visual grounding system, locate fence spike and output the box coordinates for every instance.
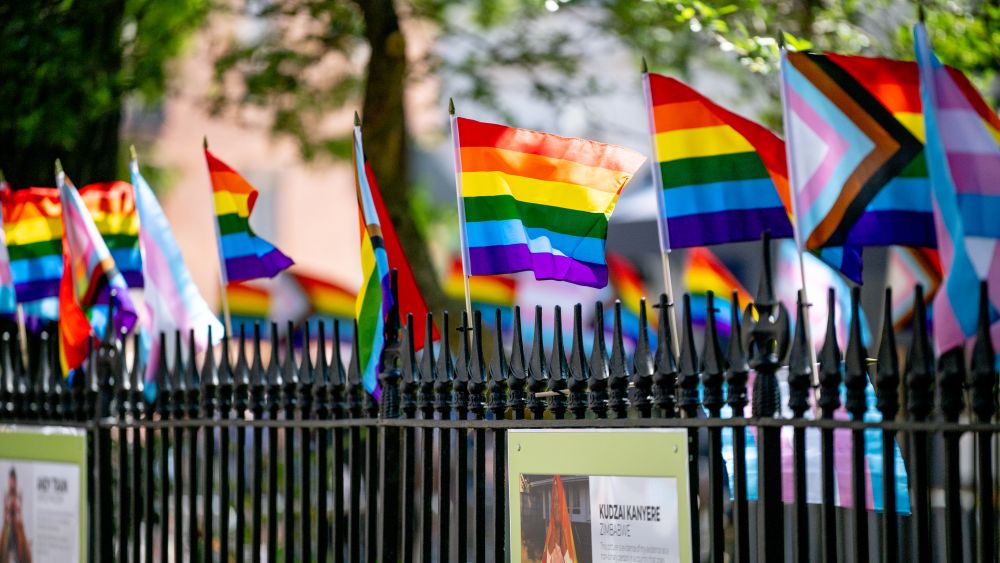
[469,310,487,419]
[701,291,726,416]
[876,288,900,421]
[568,303,590,419]
[527,306,548,419]
[844,287,868,421]
[347,319,364,418]
[508,306,528,419]
[434,311,455,417]
[202,325,219,388]
[379,270,402,418]
[678,294,701,418]
[401,314,419,419]
[172,330,188,412]
[970,281,997,421]
[419,313,436,418]
[608,301,630,418]
[547,306,569,419]
[283,322,299,418]
[314,321,331,418]
[300,322,314,384]
[217,329,233,421]
[631,298,654,418]
[155,333,172,418]
[938,348,966,423]
[488,308,509,419]
[330,320,348,418]
[454,311,472,419]
[755,231,776,307]
[33,330,50,419]
[818,289,842,418]
[787,290,813,418]
[186,329,201,419]
[52,329,70,419]
[0,332,14,419]
[589,301,610,418]
[726,292,750,416]
[653,294,679,418]
[249,323,267,417]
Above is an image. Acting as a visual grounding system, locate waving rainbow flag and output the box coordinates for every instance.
[57,166,137,377]
[0,176,16,317]
[454,117,645,288]
[684,248,752,336]
[205,148,293,283]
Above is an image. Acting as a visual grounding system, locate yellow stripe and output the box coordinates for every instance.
[985,120,1000,146]
[213,192,250,217]
[460,171,617,214]
[895,112,926,143]
[355,233,376,318]
[5,216,62,245]
[89,212,140,236]
[655,125,755,162]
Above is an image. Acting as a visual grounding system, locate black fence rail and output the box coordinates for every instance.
[0,240,997,563]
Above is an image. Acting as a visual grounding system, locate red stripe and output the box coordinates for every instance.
[456,117,645,174]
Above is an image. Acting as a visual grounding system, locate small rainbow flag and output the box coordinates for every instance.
[57,167,137,377]
[290,270,357,320]
[205,148,293,283]
[455,117,645,288]
[684,248,751,336]
[644,74,793,248]
[225,281,271,323]
[0,176,17,317]
[445,256,516,307]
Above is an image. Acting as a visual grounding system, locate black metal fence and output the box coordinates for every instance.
[1,241,997,563]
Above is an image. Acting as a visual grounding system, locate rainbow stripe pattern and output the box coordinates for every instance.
[445,257,516,308]
[645,74,793,248]
[205,148,293,283]
[58,170,137,376]
[0,178,16,316]
[455,117,645,289]
[915,24,1000,354]
[81,181,143,288]
[354,125,393,394]
[684,248,751,336]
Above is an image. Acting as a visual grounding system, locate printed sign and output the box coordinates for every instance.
[0,425,87,562]
[508,429,690,563]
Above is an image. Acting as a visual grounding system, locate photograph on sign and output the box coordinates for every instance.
[508,429,690,563]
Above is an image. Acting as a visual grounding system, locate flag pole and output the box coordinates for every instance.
[203,136,234,338]
[640,58,680,352]
[777,35,819,373]
[448,98,475,332]
[0,168,30,366]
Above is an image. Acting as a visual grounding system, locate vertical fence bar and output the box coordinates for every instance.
[235,327,252,563]
[845,287,870,563]
[348,321,364,563]
[218,333,234,563]
[330,320,348,563]
[266,325,282,563]
[788,290,813,563]
[631,298,654,420]
[300,324,315,563]
[364,382,379,563]
[726,293,751,563]
[185,331,201,563]
[701,292,726,563]
[678,294,702,561]
[142,361,154,563]
[172,334,186,563]
[589,302,609,420]
[489,308,509,563]
[875,289,900,562]
[282,324,299,563]
[509,307,528,422]
[378,274,403,563]
[400,315,419,563]
[818,289,841,563]
[435,312,455,563]
[548,306,568,421]
[569,304,590,421]
[469,311,488,563]
[939,347,965,563]
[419,313,436,563]
[527,306,548,421]
[116,334,131,562]
[905,286,933,563]
[250,325,266,563]
[454,312,472,563]
[157,335,172,563]
[749,233,788,562]
[315,322,332,563]
[97,325,118,563]
[970,282,996,563]
[609,302,630,420]
[202,329,218,563]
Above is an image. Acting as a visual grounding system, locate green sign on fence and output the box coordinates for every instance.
[0,424,87,561]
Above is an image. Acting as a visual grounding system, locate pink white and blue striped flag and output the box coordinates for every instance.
[914,24,1000,354]
[131,158,223,397]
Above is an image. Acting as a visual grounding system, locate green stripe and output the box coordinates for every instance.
[356,271,383,371]
[7,239,61,261]
[659,152,770,189]
[102,234,138,250]
[898,150,927,179]
[217,213,250,235]
[463,195,608,239]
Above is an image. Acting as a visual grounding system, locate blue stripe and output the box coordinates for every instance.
[109,248,142,274]
[465,219,606,265]
[219,231,273,259]
[663,178,784,218]
[10,254,63,283]
[958,193,1000,238]
[865,178,931,213]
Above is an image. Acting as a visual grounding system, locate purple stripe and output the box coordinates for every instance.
[225,248,294,283]
[468,244,609,288]
[14,281,60,302]
[845,210,937,248]
[947,152,1000,195]
[666,207,793,248]
[122,270,144,288]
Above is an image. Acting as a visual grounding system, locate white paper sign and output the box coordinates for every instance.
[0,459,81,562]
[589,476,680,563]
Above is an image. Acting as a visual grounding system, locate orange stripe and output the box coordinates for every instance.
[652,101,725,132]
[456,117,645,173]
[459,147,634,194]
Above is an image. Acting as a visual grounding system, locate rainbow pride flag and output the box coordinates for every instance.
[290,271,356,320]
[354,124,393,394]
[80,181,143,288]
[57,168,137,376]
[445,256,516,307]
[684,248,751,335]
[226,281,271,325]
[915,24,1000,354]
[0,177,16,317]
[205,148,293,283]
[455,117,645,288]
[644,73,793,248]
[886,246,941,331]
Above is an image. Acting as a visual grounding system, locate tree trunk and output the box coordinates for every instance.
[355,0,448,316]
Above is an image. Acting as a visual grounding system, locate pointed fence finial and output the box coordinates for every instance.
[843,287,868,421]
[129,144,138,161]
[354,111,361,127]
[787,290,813,418]
[448,97,456,116]
[653,293,679,417]
[203,136,209,150]
[818,288,842,418]
[918,2,926,23]
[906,285,934,420]
[677,294,701,418]
[970,281,997,422]
[876,287,900,420]
[641,57,648,74]
[755,231,776,309]
[547,306,568,419]
[726,291,750,415]
[701,292,726,416]
[54,159,63,175]
[777,30,786,50]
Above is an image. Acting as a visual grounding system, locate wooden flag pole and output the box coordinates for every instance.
[202,137,234,338]
[0,168,30,366]
[776,35,819,375]
[448,98,475,332]
[640,58,680,352]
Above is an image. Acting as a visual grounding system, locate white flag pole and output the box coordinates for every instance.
[202,137,234,338]
[448,99,475,331]
[641,59,680,351]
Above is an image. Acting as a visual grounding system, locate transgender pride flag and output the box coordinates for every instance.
[914,24,1000,354]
